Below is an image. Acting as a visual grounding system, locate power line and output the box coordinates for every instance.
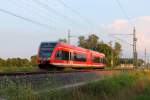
[5,0,134,48]
[50,0,133,46]
[17,0,81,30]
[9,0,58,24]
[0,8,56,30]
[115,0,133,25]
[58,0,134,47]
[110,33,133,46]
[56,0,94,28]
[32,0,85,29]
[111,35,133,46]
[7,1,112,43]
[114,0,138,67]
[113,0,134,46]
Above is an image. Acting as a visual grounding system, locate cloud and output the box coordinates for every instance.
[104,16,150,58]
[108,19,128,32]
[137,16,150,22]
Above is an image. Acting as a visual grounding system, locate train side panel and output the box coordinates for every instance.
[38,42,106,69]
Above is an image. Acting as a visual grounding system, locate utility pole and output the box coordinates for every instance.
[148,56,149,69]
[109,41,114,68]
[145,48,147,67]
[133,27,138,68]
[111,27,138,68]
[68,30,71,44]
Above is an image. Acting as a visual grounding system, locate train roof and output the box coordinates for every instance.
[57,42,105,57]
[40,41,105,57]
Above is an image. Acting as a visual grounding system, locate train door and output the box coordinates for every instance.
[52,48,70,67]
[69,50,73,67]
[72,51,87,68]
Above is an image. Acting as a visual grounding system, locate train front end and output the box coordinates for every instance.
[37,42,57,69]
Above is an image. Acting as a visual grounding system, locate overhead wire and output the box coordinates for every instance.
[8,0,58,24]
[55,0,112,41]
[115,0,129,19]
[56,0,95,28]
[56,0,132,46]
[0,8,56,30]
[115,0,133,25]
[2,0,134,47]
[21,0,58,24]
[7,0,83,31]
[101,0,133,46]
[20,0,85,31]
[32,0,87,29]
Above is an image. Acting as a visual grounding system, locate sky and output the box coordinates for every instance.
[0,0,150,59]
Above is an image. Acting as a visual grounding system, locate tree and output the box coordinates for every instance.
[78,34,122,67]
[114,42,122,56]
[113,42,122,66]
[78,36,86,48]
[78,34,100,50]
[30,55,37,66]
[58,38,67,43]
[97,43,112,67]
[5,58,30,67]
[0,58,6,66]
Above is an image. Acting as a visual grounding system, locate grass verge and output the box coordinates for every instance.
[0,66,39,73]
[1,71,150,100]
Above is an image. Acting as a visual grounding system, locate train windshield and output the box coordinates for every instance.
[39,42,57,58]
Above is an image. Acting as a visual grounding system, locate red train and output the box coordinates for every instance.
[37,42,106,70]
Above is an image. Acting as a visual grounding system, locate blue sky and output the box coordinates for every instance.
[0,0,150,59]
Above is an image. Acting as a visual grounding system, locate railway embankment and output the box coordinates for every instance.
[46,70,150,100]
[0,70,150,100]
[0,71,102,99]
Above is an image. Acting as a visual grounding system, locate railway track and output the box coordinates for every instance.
[0,68,134,77]
[0,69,101,91]
[0,70,92,77]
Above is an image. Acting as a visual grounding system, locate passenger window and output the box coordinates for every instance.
[73,53,86,62]
[56,50,62,59]
[92,56,100,63]
[103,58,106,63]
[55,50,69,60]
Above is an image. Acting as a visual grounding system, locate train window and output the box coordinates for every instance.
[55,50,69,60]
[92,56,101,63]
[102,58,106,63]
[55,50,62,59]
[39,42,57,58]
[73,53,86,62]
[40,42,57,48]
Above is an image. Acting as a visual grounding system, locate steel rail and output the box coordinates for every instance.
[0,70,92,77]
[0,68,134,77]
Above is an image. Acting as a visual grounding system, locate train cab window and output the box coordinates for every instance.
[92,56,101,63]
[39,42,57,58]
[73,53,86,62]
[55,50,69,60]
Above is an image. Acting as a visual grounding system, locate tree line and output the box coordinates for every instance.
[0,55,37,67]
[77,34,121,67]
[61,34,144,67]
[120,58,144,66]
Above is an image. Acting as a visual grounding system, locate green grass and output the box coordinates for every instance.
[0,66,39,73]
[38,71,150,100]
[1,71,150,100]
